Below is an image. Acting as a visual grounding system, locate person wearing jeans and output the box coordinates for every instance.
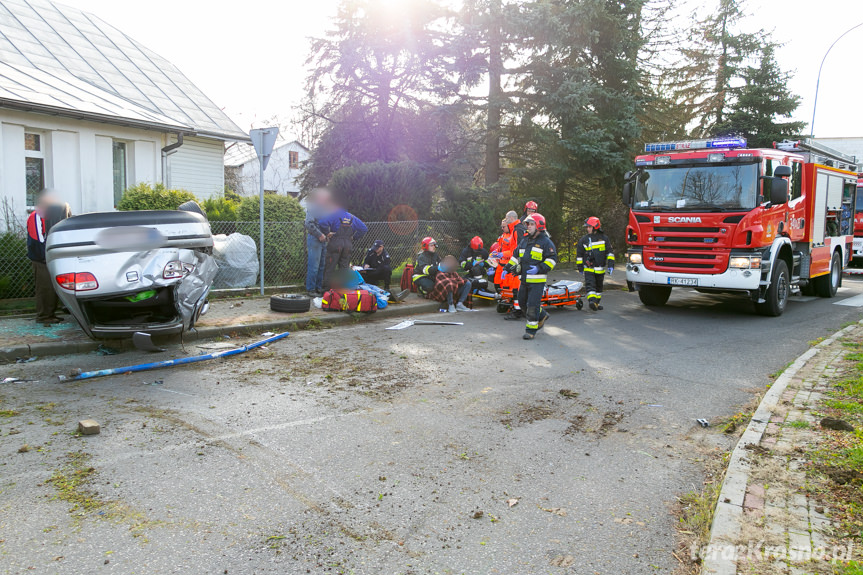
[304,189,333,296]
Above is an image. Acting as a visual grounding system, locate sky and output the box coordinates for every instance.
[68,0,863,141]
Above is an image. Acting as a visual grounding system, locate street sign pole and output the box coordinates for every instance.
[258,160,265,294]
[249,127,279,296]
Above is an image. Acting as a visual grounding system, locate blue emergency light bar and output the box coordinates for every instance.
[645,137,747,153]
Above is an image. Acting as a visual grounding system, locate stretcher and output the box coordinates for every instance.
[474,278,585,313]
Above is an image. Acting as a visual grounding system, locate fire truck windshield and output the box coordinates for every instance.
[633,163,759,211]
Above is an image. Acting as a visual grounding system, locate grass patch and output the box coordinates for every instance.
[785,420,810,429]
[823,399,863,414]
[0,409,20,417]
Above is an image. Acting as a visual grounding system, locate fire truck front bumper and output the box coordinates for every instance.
[625,264,761,292]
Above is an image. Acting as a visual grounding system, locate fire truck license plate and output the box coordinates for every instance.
[667,277,698,286]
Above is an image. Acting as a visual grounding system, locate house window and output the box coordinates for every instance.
[24,133,44,207]
[289,150,299,169]
[112,141,127,207]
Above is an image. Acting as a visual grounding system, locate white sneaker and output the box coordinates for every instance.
[456,303,471,312]
[448,304,457,313]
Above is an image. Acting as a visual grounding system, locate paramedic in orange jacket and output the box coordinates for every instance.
[492,211,521,288]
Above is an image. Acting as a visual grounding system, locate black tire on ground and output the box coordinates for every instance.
[576,300,584,310]
[637,285,672,307]
[177,200,207,220]
[496,302,511,314]
[814,251,841,298]
[270,293,311,313]
[755,259,790,317]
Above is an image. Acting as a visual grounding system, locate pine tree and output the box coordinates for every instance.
[714,45,806,147]
[670,0,760,136]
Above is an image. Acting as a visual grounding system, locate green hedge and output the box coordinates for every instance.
[117,183,197,211]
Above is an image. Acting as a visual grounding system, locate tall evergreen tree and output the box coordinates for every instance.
[714,45,806,147]
[670,0,760,136]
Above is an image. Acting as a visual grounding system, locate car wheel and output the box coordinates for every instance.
[270,293,311,313]
[178,200,207,221]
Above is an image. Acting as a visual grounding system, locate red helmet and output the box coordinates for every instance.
[524,200,538,212]
[525,213,546,232]
[421,236,436,250]
[470,236,483,250]
[585,216,601,229]
[490,242,500,252]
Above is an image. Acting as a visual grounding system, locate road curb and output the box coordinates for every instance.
[701,320,862,575]
[0,301,443,363]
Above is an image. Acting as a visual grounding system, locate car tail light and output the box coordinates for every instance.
[55,272,99,291]
[163,261,195,279]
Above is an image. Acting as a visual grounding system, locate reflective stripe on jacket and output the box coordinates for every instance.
[412,250,441,282]
[576,231,614,273]
[509,232,557,284]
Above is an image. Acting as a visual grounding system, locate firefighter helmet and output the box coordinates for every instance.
[470,236,483,250]
[524,200,538,212]
[585,216,601,229]
[421,236,436,250]
[525,213,546,232]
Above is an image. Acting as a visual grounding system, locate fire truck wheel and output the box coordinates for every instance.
[755,259,789,317]
[638,285,672,307]
[814,251,841,298]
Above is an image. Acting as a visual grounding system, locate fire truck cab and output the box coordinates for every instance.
[852,174,863,266]
[623,137,858,316]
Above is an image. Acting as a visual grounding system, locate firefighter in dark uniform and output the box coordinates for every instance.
[412,236,442,296]
[504,213,557,340]
[576,216,614,311]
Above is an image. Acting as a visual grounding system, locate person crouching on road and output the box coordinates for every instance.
[412,237,441,297]
[576,216,615,311]
[429,255,472,313]
[504,214,556,340]
[319,207,368,290]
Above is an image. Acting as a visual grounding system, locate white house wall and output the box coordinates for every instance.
[0,109,164,226]
[167,135,225,199]
[235,142,309,197]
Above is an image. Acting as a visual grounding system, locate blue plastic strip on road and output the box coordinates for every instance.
[64,332,290,381]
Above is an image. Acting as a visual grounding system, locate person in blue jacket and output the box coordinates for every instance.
[318,207,368,290]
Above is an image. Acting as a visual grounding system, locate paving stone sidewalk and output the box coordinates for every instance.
[702,326,860,575]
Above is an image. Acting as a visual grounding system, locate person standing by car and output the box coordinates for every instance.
[27,190,70,325]
[360,239,393,291]
[504,213,556,340]
[576,216,614,311]
[304,188,333,296]
[319,206,368,290]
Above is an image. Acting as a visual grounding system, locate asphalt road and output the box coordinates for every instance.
[2,277,863,575]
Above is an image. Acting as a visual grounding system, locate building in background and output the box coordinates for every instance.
[224,139,309,200]
[814,137,863,165]
[0,0,249,227]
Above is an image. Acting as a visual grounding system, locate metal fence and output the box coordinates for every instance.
[0,229,32,302]
[200,220,462,290]
[0,220,460,304]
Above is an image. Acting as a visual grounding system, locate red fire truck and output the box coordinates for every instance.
[852,174,863,267]
[623,138,858,316]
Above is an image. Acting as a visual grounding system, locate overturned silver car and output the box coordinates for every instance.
[46,205,217,339]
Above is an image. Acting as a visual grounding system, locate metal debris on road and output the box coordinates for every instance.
[696,418,710,428]
[58,332,290,381]
[133,332,166,353]
[261,331,275,337]
[16,356,36,363]
[96,344,119,355]
[386,319,464,330]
